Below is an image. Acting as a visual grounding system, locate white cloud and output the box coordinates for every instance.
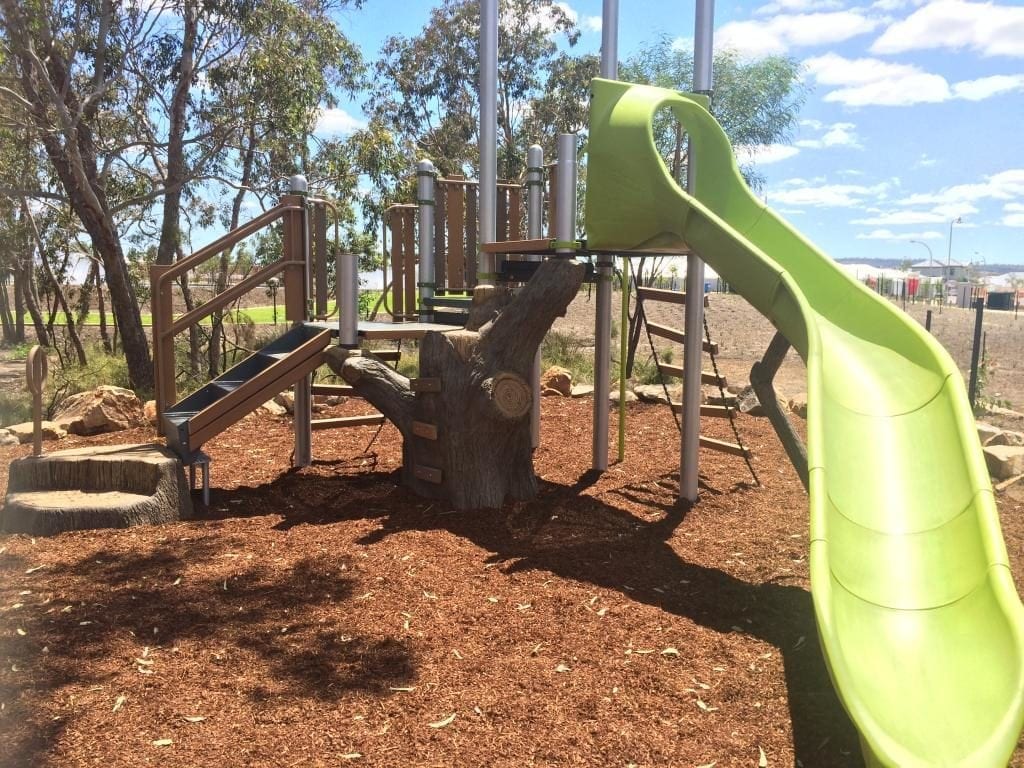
[803,52,1024,106]
[897,169,1024,206]
[795,121,862,149]
[1003,203,1024,227]
[853,210,948,225]
[771,181,890,207]
[952,74,1024,101]
[856,228,944,240]
[756,0,844,14]
[717,11,881,57]
[583,15,602,33]
[512,1,576,37]
[736,143,800,165]
[916,153,937,167]
[314,107,365,136]
[871,0,1024,58]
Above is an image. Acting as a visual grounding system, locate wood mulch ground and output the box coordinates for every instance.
[1,397,1023,767]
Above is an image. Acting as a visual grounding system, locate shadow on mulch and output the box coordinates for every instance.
[1,536,415,766]
[202,465,860,767]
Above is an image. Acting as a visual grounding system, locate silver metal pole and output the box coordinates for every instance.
[417,159,436,321]
[593,0,619,472]
[600,0,619,79]
[681,0,714,502]
[290,176,312,467]
[338,249,358,348]
[555,135,577,257]
[526,144,544,450]
[478,0,498,285]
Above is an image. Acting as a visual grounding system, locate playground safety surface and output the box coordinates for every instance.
[1,396,1022,767]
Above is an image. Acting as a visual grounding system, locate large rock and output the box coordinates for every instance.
[274,391,295,413]
[976,421,1002,446]
[570,384,594,398]
[0,429,18,447]
[634,383,681,405]
[541,366,572,397]
[259,399,287,416]
[608,388,638,405]
[52,385,145,435]
[983,445,1024,481]
[1,443,192,535]
[988,430,1024,448]
[7,421,67,443]
[985,405,1024,422]
[735,385,786,418]
[143,399,158,426]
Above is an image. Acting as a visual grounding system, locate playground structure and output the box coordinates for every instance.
[4,0,1021,764]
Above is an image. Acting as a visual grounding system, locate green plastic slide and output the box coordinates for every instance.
[585,78,1024,767]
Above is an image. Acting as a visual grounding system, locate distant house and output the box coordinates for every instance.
[912,257,969,280]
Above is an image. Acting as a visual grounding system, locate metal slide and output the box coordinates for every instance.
[586,78,1024,766]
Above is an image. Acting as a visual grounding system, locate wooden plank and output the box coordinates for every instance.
[434,183,446,290]
[410,377,441,393]
[495,184,508,275]
[465,184,477,288]
[313,203,328,318]
[508,186,522,241]
[447,181,465,290]
[390,211,404,321]
[413,464,443,484]
[311,414,386,431]
[647,322,719,354]
[402,209,417,319]
[699,436,750,458]
[480,238,553,254]
[311,384,354,396]
[411,421,438,440]
[637,287,709,307]
[671,402,735,418]
[367,349,401,362]
[657,364,727,387]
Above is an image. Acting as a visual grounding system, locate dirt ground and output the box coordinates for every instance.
[1,288,1023,767]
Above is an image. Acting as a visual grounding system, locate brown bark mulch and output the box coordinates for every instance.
[1,397,1023,767]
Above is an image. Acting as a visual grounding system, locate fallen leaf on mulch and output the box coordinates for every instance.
[555,663,571,673]
[661,647,679,657]
[341,753,362,760]
[112,695,126,713]
[429,713,456,729]
[183,716,206,723]
[152,738,173,747]
[389,686,415,692]
[758,746,768,766]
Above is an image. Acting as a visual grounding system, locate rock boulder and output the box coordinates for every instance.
[52,385,145,435]
[541,366,572,397]
[983,445,1024,481]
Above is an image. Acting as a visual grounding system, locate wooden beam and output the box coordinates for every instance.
[410,377,441,393]
[657,364,726,387]
[390,210,405,321]
[447,182,465,290]
[311,414,386,430]
[412,421,438,440]
[636,286,709,307]
[670,403,735,418]
[647,322,719,354]
[311,384,354,396]
[699,436,751,458]
[480,238,554,254]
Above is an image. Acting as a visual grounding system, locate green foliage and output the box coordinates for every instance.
[621,37,806,191]
[0,391,31,428]
[45,343,132,418]
[541,330,593,384]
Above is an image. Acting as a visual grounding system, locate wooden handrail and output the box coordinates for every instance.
[158,201,302,285]
[165,259,306,339]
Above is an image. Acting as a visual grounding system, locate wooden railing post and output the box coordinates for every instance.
[280,194,307,322]
[150,264,175,417]
[313,202,328,319]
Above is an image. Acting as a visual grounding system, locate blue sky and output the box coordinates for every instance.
[323,0,1024,267]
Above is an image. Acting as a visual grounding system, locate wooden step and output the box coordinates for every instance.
[311,384,354,396]
[636,287,709,307]
[646,322,719,354]
[657,364,726,388]
[310,414,386,430]
[410,377,442,393]
[670,402,735,418]
[412,421,438,440]
[699,436,751,458]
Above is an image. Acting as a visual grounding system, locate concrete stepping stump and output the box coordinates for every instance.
[1,444,193,536]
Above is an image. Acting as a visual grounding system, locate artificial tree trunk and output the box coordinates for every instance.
[325,258,585,509]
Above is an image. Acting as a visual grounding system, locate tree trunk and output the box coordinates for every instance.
[95,262,111,353]
[0,273,15,342]
[326,259,584,509]
[13,265,25,343]
[15,250,48,346]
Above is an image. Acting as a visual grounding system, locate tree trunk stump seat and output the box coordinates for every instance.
[1,444,193,536]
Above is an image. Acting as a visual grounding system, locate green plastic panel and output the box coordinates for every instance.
[586,78,1024,767]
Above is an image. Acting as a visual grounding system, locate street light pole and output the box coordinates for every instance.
[947,216,962,278]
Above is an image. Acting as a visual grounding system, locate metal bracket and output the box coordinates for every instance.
[749,331,808,490]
